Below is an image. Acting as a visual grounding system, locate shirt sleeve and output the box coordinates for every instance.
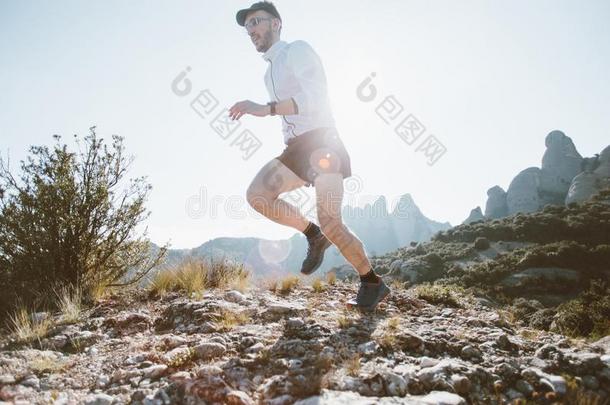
[287,40,328,117]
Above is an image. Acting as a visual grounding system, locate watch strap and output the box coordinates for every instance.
[267,101,277,116]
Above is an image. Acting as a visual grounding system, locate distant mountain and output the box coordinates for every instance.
[148,193,451,278]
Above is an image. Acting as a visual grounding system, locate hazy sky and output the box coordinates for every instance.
[1,0,608,249]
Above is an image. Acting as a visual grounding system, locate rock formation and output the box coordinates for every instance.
[471,130,608,220]
[462,207,484,224]
[566,145,610,204]
[484,186,508,219]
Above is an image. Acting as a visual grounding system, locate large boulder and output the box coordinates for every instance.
[462,207,484,225]
[539,130,583,206]
[485,186,508,219]
[506,167,542,215]
[566,144,610,204]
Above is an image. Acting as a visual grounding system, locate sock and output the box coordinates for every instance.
[360,268,381,283]
[303,222,321,240]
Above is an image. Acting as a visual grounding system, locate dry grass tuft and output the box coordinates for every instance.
[414,283,469,308]
[213,309,249,332]
[29,353,68,375]
[389,279,408,290]
[344,353,361,377]
[89,282,111,302]
[337,310,354,329]
[8,307,53,346]
[326,272,337,286]
[267,279,278,293]
[312,278,326,293]
[377,329,398,349]
[387,315,401,331]
[147,256,250,297]
[278,275,300,295]
[54,284,83,324]
[148,270,176,297]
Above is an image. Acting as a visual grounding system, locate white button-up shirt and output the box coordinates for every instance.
[262,39,336,144]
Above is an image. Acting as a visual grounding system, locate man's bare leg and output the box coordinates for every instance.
[246,158,310,232]
[313,173,372,275]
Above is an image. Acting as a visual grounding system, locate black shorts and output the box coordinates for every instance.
[275,127,352,187]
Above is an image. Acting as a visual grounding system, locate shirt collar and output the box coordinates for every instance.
[262,40,288,62]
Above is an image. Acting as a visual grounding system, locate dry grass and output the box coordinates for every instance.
[8,306,53,346]
[344,353,361,377]
[54,284,83,324]
[278,275,300,295]
[326,272,337,286]
[89,282,111,302]
[374,316,403,350]
[337,310,354,329]
[267,279,278,293]
[518,328,543,340]
[377,329,398,349]
[497,308,518,326]
[386,315,401,331]
[213,309,249,332]
[147,256,250,297]
[148,270,175,297]
[312,278,326,293]
[414,283,469,308]
[389,279,408,290]
[29,353,68,375]
[314,352,335,371]
[176,263,206,296]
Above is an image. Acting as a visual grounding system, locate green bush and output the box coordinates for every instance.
[432,186,610,246]
[552,280,610,338]
[0,127,168,318]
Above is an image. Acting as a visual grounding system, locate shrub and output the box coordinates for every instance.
[414,283,467,308]
[0,127,168,317]
[552,279,610,338]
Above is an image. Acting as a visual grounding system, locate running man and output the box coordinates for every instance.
[229,1,390,312]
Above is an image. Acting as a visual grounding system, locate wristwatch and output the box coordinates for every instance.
[267,101,277,116]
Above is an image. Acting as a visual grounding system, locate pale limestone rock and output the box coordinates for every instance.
[539,130,583,205]
[462,207,484,225]
[506,167,541,215]
[566,144,610,204]
[566,171,601,204]
[485,186,508,219]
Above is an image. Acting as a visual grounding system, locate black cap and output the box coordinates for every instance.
[236,1,282,27]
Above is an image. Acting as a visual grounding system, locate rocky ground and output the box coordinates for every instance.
[1,281,609,405]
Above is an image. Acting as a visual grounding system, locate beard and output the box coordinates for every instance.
[256,30,274,52]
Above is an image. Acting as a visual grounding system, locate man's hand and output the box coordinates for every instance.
[228,100,269,120]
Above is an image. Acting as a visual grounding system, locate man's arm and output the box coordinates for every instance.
[228,98,297,120]
[273,98,298,115]
[229,41,323,121]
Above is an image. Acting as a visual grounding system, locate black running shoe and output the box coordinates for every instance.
[348,278,391,313]
[300,232,332,275]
